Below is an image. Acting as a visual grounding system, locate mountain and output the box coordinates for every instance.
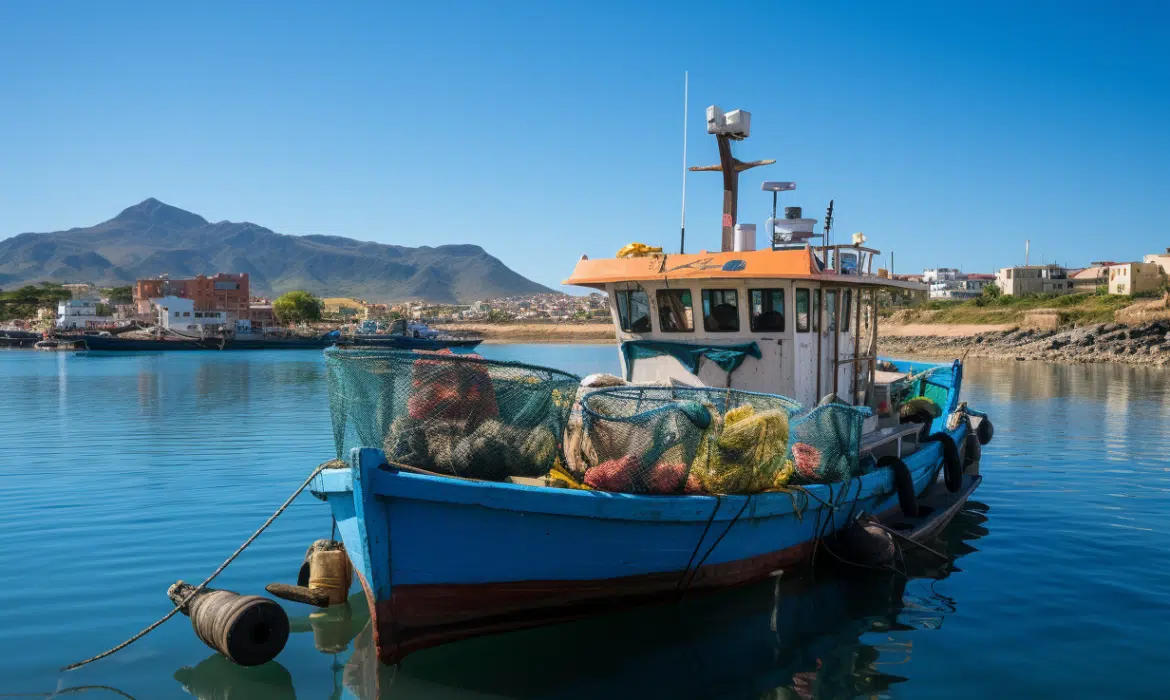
[0,199,554,302]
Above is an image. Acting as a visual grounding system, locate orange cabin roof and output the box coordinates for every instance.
[564,248,820,288]
[565,247,926,291]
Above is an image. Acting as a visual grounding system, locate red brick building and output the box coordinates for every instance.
[134,273,251,319]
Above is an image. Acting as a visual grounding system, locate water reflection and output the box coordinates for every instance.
[174,655,296,700]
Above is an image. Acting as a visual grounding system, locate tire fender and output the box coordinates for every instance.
[976,416,994,445]
[877,455,917,517]
[925,432,963,493]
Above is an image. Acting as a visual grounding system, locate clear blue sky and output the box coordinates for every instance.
[2,1,1167,292]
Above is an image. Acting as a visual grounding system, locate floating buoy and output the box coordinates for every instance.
[168,581,289,667]
[296,540,353,606]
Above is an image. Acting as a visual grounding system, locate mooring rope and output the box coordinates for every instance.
[61,461,335,672]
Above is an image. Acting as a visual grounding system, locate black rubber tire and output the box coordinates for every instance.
[925,432,963,493]
[965,431,982,466]
[877,455,917,517]
[900,410,934,442]
[976,416,994,445]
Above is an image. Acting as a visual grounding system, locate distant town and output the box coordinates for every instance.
[1,271,610,332]
[5,246,1170,332]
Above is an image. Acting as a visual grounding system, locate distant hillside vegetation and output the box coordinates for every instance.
[0,198,554,303]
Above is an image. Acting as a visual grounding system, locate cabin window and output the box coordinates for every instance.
[750,289,785,332]
[842,290,853,331]
[701,289,740,332]
[826,290,838,331]
[616,289,651,333]
[813,289,821,332]
[794,289,809,332]
[656,289,694,332]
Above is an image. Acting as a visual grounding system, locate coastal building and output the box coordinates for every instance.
[133,273,251,320]
[921,268,993,299]
[149,296,227,333]
[1143,249,1170,277]
[55,299,109,329]
[995,264,1072,296]
[1070,265,1111,293]
[248,303,277,330]
[1107,262,1163,296]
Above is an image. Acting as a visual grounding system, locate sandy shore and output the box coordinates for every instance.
[879,322,1014,337]
[435,323,617,344]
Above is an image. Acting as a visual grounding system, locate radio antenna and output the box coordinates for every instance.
[824,199,835,249]
[679,71,689,254]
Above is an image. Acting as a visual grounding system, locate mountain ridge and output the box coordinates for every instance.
[0,199,554,302]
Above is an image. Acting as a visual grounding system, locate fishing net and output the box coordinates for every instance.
[325,348,580,481]
[578,387,803,495]
[785,403,872,484]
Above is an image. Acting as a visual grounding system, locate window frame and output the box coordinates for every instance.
[700,289,740,332]
[794,288,810,333]
[825,289,838,332]
[749,288,786,332]
[813,289,821,332]
[615,288,651,333]
[655,288,695,333]
[842,289,852,332]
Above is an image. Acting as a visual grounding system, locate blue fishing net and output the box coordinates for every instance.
[324,348,580,480]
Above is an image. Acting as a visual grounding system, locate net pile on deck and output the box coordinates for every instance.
[325,348,580,481]
[326,348,874,495]
[576,386,873,495]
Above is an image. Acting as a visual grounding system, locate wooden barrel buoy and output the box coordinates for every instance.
[297,540,353,606]
[168,581,289,667]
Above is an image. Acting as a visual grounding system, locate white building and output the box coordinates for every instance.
[56,299,110,329]
[922,268,990,300]
[150,296,227,334]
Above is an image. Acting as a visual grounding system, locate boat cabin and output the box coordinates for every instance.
[566,244,922,411]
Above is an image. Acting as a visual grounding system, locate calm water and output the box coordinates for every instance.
[2,347,1169,699]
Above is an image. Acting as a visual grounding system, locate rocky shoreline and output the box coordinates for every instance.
[878,320,1170,365]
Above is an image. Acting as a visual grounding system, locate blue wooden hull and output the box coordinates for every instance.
[311,358,975,664]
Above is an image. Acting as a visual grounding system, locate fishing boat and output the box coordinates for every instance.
[74,330,340,351]
[0,329,41,348]
[310,105,995,665]
[343,319,483,351]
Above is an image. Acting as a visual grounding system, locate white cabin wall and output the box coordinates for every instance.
[606,280,796,397]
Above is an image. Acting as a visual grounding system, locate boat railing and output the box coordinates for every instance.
[813,244,882,277]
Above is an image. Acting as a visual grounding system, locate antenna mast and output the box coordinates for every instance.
[690,106,775,251]
[824,200,834,250]
[680,71,689,254]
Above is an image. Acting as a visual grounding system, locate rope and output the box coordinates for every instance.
[679,494,753,591]
[676,495,722,591]
[869,519,951,561]
[61,461,333,672]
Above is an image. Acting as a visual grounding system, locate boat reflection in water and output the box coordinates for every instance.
[336,500,989,700]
